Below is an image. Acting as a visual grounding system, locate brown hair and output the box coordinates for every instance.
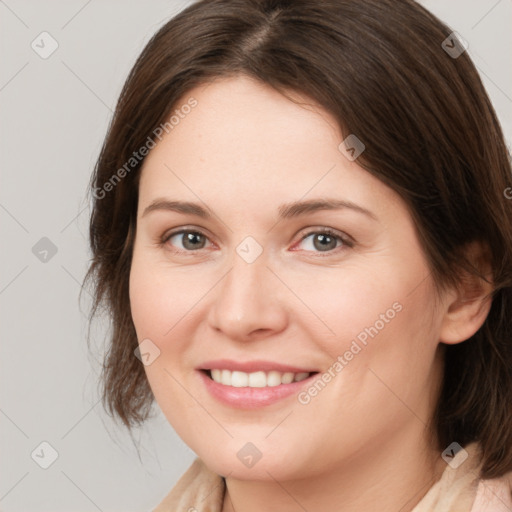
[85,0,512,479]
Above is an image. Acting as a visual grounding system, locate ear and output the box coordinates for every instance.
[439,241,494,345]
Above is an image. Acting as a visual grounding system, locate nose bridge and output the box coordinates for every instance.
[208,243,287,339]
[227,255,263,307]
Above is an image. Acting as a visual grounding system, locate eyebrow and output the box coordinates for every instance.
[141,198,378,221]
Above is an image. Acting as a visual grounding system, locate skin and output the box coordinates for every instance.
[129,75,492,511]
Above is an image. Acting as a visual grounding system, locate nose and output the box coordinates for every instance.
[207,248,288,342]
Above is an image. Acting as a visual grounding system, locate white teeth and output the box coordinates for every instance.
[209,369,312,387]
[231,371,248,387]
[248,371,267,388]
[294,372,310,382]
[221,369,231,386]
[266,371,282,387]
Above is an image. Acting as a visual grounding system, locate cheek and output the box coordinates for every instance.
[302,255,440,396]
[128,259,207,443]
[129,254,204,341]
[292,262,418,350]
[289,267,440,462]
[128,255,217,393]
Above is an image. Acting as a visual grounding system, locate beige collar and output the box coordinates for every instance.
[153,443,512,512]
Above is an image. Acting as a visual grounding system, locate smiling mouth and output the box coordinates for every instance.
[202,369,319,388]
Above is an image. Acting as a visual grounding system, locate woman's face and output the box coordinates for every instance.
[130,75,448,480]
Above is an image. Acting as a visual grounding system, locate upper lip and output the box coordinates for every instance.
[198,359,318,373]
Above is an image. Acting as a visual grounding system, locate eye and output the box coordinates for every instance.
[161,227,353,255]
[295,228,353,254]
[163,229,213,252]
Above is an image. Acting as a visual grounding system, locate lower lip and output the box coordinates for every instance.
[198,370,317,409]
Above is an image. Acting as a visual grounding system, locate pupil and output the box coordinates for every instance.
[184,232,204,250]
[314,234,335,251]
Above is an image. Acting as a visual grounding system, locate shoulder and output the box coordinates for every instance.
[471,471,512,512]
[413,442,512,512]
[152,458,225,512]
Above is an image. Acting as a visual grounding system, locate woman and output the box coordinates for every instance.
[86,0,512,510]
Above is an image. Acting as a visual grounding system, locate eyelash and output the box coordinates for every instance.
[160,227,355,257]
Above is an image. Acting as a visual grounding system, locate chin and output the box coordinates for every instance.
[195,440,311,482]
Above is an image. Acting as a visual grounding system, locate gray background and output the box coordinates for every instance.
[1,1,510,510]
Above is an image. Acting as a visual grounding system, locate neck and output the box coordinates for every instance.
[221,424,446,512]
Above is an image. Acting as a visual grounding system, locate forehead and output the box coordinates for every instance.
[137,75,400,221]
[145,76,340,165]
